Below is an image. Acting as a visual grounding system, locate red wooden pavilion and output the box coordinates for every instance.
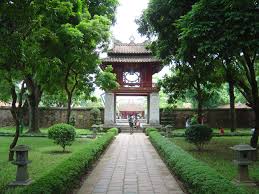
[101,39,162,128]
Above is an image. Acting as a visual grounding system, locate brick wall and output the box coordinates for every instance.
[0,107,104,129]
[0,107,254,129]
[160,108,255,128]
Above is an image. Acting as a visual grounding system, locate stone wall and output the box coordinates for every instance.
[0,107,254,129]
[0,107,104,129]
[160,108,255,128]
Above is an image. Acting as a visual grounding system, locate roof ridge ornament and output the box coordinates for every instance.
[129,35,135,44]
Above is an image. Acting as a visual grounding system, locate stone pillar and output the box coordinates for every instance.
[149,92,160,125]
[104,92,115,126]
[147,95,150,124]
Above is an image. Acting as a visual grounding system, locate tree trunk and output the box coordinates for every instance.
[9,121,20,161]
[26,77,42,133]
[243,50,259,148]
[228,80,236,132]
[8,83,25,161]
[66,93,72,124]
[28,100,40,133]
[197,98,203,124]
[9,86,19,161]
[196,82,203,124]
[250,98,259,148]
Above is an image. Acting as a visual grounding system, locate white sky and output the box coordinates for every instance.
[96,0,169,98]
[111,0,149,43]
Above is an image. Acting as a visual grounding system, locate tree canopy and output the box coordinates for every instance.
[138,0,259,146]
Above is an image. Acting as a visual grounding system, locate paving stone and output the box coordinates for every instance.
[77,134,184,194]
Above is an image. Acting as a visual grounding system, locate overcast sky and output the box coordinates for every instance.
[96,0,168,97]
[109,0,169,76]
[111,0,149,43]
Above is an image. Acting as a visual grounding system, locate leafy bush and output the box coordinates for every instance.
[190,114,199,125]
[69,116,76,126]
[147,129,248,194]
[185,124,213,151]
[48,123,76,151]
[14,128,118,194]
[90,108,101,125]
[145,128,157,136]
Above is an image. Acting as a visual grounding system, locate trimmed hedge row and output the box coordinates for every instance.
[10,128,118,194]
[172,132,252,137]
[145,127,157,135]
[147,129,248,194]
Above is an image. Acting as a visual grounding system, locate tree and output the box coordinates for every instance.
[177,0,259,147]
[0,0,41,158]
[48,123,76,152]
[36,1,118,124]
[41,90,67,107]
[85,0,118,22]
[137,0,197,63]
[159,62,220,122]
[0,71,28,161]
[0,0,61,133]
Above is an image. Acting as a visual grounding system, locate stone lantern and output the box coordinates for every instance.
[91,124,98,138]
[9,145,32,186]
[230,144,256,185]
[164,125,174,137]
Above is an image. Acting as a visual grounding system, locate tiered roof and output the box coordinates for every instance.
[102,41,161,64]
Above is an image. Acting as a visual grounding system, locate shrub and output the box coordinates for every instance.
[13,128,118,194]
[48,123,76,151]
[148,129,248,194]
[185,124,213,151]
[189,114,199,125]
[69,116,76,126]
[145,128,157,136]
[90,108,101,125]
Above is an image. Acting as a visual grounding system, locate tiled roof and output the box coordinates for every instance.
[109,42,152,54]
[102,55,160,63]
[102,41,161,63]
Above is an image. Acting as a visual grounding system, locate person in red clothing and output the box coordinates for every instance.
[219,127,224,135]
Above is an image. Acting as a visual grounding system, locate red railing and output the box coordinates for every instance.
[114,82,159,93]
[119,82,157,88]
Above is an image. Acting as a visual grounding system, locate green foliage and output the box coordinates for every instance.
[158,65,221,113]
[90,107,101,125]
[173,136,259,191]
[137,0,197,62]
[96,65,119,91]
[145,128,157,136]
[41,90,67,107]
[85,0,119,22]
[0,136,89,192]
[48,123,76,151]
[0,0,119,131]
[147,130,248,194]
[13,128,118,194]
[189,115,199,125]
[185,124,213,151]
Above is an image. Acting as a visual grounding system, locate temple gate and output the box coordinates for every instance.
[101,39,162,129]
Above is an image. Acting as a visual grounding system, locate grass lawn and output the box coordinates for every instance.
[0,126,93,136]
[171,136,259,193]
[172,128,252,136]
[0,136,90,192]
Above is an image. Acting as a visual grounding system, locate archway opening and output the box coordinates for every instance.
[115,96,148,125]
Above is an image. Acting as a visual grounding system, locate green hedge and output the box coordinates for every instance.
[10,128,118,194]
[145,127,157,135]
[147,129,248,194]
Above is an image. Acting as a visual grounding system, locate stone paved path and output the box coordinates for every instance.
[77,133,184,194]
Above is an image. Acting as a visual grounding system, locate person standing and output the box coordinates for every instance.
[134,114,140,130]
[128,115,134,134]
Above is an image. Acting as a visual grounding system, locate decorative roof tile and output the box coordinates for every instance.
[102,55,160,63]
[102,41,161,64]
[109,43,152,54]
